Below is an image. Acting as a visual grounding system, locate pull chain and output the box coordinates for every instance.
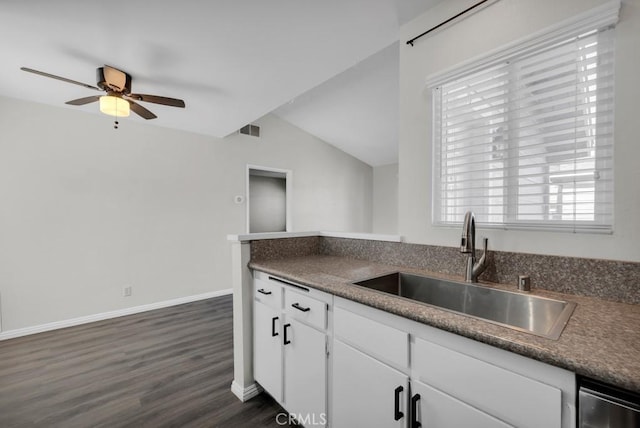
[114,97,120,129]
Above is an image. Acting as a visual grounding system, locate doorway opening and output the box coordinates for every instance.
[247,165,292,233]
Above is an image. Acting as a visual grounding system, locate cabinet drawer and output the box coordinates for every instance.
[334,306,408,370]
[413,337,561,428]
[254,278,282,310]
[284,289,327,330]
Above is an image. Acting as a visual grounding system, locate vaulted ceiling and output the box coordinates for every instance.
[0,0,443,166]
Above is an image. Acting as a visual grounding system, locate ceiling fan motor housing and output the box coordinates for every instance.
[96,66,131,94]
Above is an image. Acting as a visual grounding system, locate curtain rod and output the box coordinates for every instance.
[406,0,492,46]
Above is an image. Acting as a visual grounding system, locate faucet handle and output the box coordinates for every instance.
[481,237,488,252]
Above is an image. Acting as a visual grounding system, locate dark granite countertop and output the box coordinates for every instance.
[249,255,640,393]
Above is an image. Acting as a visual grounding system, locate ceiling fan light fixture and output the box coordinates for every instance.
[99,95,130,117]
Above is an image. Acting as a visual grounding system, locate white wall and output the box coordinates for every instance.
[372,163,398,234]
[0,97,372,331]
[398,0,640,262]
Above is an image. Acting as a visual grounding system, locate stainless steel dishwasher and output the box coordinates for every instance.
[579,378,640,427]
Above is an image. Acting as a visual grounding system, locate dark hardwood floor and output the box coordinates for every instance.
[0,295,291,428]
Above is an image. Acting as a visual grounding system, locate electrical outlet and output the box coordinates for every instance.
[123,286,132,297]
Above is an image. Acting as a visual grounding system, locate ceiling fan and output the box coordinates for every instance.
[20,65,185,126]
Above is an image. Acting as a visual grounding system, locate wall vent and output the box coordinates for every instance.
[239,124,260,137]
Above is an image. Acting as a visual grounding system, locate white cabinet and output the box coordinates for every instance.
[411,380,512,428]
[412,337,562,428]
[252,271,576,428]
[332,306,410,428]
[252,272,330,427]
[284,318,327,426]
[332,339,408,428]
[253,298,283,401]
[331,344,509,428]
[331,297,576,428]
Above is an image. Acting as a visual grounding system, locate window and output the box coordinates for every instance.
[431,24,616,233]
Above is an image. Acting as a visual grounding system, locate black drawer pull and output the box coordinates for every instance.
[411,393,421,428]
[271,317,279,337]
[257,288,272,295]
[268,276,309,292]
[283,323,291,345]
[291,302,311,312]
[394,385,404,421]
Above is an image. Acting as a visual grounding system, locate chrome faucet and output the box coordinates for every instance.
[460,211,488,283]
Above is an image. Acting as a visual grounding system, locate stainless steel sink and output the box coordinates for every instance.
[353,272,576,340]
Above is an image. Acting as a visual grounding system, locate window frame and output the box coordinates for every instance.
[427,0,620,233]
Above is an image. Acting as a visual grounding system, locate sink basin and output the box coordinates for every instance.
[353,272,576,340]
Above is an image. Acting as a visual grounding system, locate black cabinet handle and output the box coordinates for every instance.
[283,323,291,345]
[257,288,272,295]
[394,386,404,421]
[291,302,311,312]
[271,317,279,337]
[411,393,421,428]
[269,276,310,292]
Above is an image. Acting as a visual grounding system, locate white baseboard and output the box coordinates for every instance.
[231,380,263,402]
[0,288,232,341]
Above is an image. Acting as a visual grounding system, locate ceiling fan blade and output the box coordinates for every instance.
[129,100,157,120]
[128,93,185,108]
[21,67,101,91]
[65,95,101,106]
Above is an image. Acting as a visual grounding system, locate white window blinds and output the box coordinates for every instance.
[432,26,615,233]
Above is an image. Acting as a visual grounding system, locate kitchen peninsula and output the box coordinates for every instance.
[229,232,640,427]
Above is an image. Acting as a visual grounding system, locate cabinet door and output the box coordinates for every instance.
[412,337,562,428]
[283,319,327,428]
[332,339,408,428]
[411,380,512,428]
[253,299,283,402]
